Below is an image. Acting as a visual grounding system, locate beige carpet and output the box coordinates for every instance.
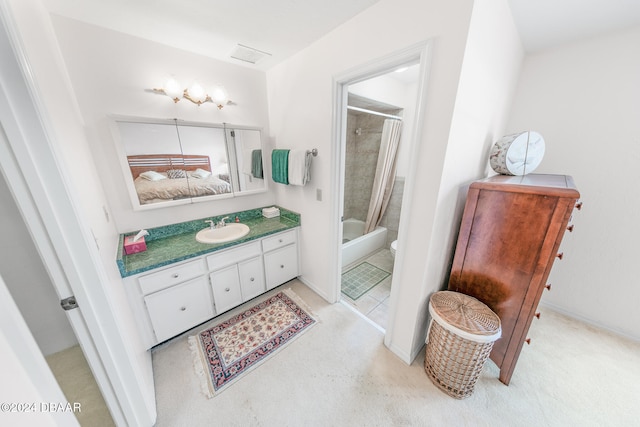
[46,345,115,427]
[152,280,640,426]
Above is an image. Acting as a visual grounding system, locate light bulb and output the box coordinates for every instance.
[163,77,182,102]
[210,86,228,108]
[188,82,207,104]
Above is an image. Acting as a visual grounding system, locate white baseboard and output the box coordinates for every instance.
[296,275,331,303]
[540,301,639,342]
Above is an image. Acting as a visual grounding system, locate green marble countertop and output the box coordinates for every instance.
[116,206,300,277]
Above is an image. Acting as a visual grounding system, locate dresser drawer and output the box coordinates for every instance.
[144,277,214,343]
[206,241,261,271]
[262,229,297,253]
[138,259,205,295]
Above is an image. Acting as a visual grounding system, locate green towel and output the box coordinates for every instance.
[251,149,263,178]
[271,149,289,184]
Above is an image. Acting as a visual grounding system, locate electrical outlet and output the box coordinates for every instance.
[316,188,322,201]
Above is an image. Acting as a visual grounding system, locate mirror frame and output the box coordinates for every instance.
[109,115,267,211]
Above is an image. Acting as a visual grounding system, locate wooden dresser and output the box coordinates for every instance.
[448,174,581,385]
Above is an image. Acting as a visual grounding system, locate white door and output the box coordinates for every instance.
[0,13,155,425]
[0,273,80,427]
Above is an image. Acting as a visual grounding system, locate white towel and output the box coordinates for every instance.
[288,149,312,186]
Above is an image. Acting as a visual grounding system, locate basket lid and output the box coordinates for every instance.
[429,291,501,337]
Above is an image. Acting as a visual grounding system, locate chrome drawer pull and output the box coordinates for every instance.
[250,277,255,281]
[172,273,180,278]
[280,264,284,269]
[180,306,186,311]
[225,287,230,292]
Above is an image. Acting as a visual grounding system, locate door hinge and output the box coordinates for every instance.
[60,296,79,311]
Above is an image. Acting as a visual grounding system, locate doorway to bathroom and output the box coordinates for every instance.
[339,62,420,330]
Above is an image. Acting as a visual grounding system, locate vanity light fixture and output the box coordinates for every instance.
[153,78,231,109]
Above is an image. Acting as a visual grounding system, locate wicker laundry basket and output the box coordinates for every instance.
[424,291,501,399]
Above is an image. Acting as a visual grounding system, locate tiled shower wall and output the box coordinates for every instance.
[343,111,384,222]
[343,110,404,248]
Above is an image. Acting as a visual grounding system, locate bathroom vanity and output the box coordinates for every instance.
[117,207,300,348]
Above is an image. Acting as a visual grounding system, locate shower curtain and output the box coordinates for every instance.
[364,119,402,234]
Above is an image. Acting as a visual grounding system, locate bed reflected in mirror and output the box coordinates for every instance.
[112,117,266,210]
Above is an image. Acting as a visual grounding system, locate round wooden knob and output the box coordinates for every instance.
[556,252,564,260]
[567,224,574,232]
[575,201,583,210]
[534,312,541,319]
[545,284,552,291]
[525,338,531,345]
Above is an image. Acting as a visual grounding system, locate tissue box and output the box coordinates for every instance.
[262,207,280,218]
[124,235,147,255]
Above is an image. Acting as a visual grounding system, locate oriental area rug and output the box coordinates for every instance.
[189,289,317,398]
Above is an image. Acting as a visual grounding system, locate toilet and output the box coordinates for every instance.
[390,240,397,258]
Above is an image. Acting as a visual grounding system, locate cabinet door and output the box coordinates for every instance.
[239,256,266,302]
[264,244,298,290]
[144,277,214,343]
[210,265,243,314]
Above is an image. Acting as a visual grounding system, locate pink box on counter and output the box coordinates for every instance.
[123,235,147,255]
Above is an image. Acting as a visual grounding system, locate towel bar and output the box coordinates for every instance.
[307,148,318,157]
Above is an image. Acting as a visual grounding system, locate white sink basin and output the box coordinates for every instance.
[196,223,250,244]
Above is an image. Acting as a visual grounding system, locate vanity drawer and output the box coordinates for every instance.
[138,259,205,295]
[264,243,299,290]
[206,241,261,271]
[262,230,297,253]
[144,276,214,343]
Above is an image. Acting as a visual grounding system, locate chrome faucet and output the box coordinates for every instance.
[217,216,230,228]
[205,219,215,230]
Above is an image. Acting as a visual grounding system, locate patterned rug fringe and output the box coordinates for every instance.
[189,288,317,398]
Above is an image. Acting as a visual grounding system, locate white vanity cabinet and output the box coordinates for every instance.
[123,227,299,348]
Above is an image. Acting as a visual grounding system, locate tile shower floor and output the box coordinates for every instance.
[341,248,394,330]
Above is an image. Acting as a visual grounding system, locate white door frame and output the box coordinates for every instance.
[329,41,432,350]
[0,7,154,426]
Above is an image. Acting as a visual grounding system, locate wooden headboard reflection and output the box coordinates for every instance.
[127,154,211,179]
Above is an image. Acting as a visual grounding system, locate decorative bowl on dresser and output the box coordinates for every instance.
[448,174,581,385]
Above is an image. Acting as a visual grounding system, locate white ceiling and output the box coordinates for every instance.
[42,0,640,69]
[508,0,640,52]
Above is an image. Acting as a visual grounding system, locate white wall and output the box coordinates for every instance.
[268,0,524,361]
[0,173,77,356]
[506,26,640,340]
[49,15,275,233]
[267,0,476,362]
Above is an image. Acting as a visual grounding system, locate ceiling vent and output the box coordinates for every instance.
[230,44,272,64]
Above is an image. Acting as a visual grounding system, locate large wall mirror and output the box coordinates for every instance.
[111,117,266,210]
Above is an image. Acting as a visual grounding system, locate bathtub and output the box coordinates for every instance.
[342,218,388,267]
